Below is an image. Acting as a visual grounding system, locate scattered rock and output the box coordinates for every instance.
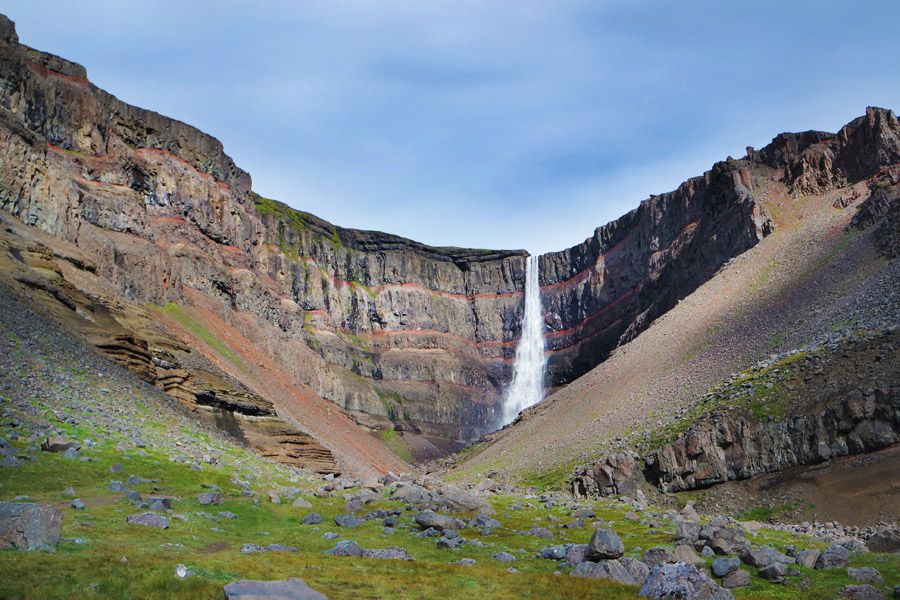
[292,497,312,509]
[126,512,169,529]
[758,562,787,581]
[839,585,887,600]
[643,547,674,568]
[492,552,516,562]
[848,567,884,586]
[815,543,850,569]
[175,564,191,579]
[223,578,327,600]
[795,549,821,568]
[71,499,85,511]
[414,510,458,532]
[721,570,750,589]
[867,529,900,553]
[301,513,322,525]
[0,502,62,551]
[639,563,733,599]
[198,492,223,506]
[711,557,740,578]
[586,528,625,560]
[334,514,360,528]
[571,559,638,585]
[324,540,362,557]
[361,547,413,560]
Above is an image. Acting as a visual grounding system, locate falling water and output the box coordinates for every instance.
[501,254,547,425]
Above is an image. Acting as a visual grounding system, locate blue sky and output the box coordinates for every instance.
[6,1,900,253]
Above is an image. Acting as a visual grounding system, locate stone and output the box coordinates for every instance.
[571,508,596,519]
[109,481,127,493]
[0,502,62,551]
[622,556,651,584]
[708,528,749,555]
[437,536,463,549]
[839,585,887,600]
[758,562,787,581]
[492,552,516,562]
[301,513,322,525]
[455,558,476,566]
[361,547,413,560]
[643,547,674,568]
[721,570,750,589]
[241,544,298,553]
[740,546,792,568]
[571,559,638,585]
[701,547,715,558]
[815,543,850,569]
[71,499,85,511]
[219,512,237,520]
[566,544,589,564]
[333,514,360,528]
[711,557,740,578]
[795,549,821,568]
[528,526,554,539]
[175,564,191,579]
[414,510,458,532]
[41,437,79,453]
[675,520,702,544]
[538,545,569,560]
[639,563,733,599]
[672,544,706,566]
[223,578,327,599]
[126,512,169,529]
[324,540,362,557]
[848,567,884,586]
[292,497,312,509]
[198,492,223,505]
[586,527,625,560]
[867,529,900,553]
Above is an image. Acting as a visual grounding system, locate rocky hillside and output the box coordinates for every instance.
[6,13,897,457]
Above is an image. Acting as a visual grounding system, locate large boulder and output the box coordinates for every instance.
[867,528,900,553]
[414,510,458,532]
[839,585,887,600]
[816,543,850,569]
[0,502,62,551]
[571,559,638,585]
[586,528,625,560]
[224,578,327,599]
[711,557,740,578]
[639,563,733,600]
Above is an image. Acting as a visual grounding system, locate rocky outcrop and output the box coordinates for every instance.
[0,14,897,448]
[542,107,900,386]
[0,502,61,551]
[573,330,900,497]
[850,164,900,258]
[643,381,898,493]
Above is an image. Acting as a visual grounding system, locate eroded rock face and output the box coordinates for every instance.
[0,14,897,447]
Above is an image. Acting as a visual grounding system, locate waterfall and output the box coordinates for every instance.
[501,254,547,425]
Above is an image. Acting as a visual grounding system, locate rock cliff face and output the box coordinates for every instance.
[0,13,896,448]
[541,107,900,385]
[572,330,900,498]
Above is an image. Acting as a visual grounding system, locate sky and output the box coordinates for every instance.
[5,1,900,254]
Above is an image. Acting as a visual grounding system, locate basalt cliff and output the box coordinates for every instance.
[0,13,897,462]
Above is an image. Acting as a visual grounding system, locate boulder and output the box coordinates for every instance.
[292,497,312,509]
[672,544,705,566]
[0,502,62,551]
[333,514,360,528]
[223,578,327,599]
[867,529,900,553]
[643,547,674,568]
[708,528,749,555]
[126,512,169,529]
[639,563,733,599]
[492,552,516,562]
[198,492,223,505]
[301,513,322,525]
[740,546,792,568]
[40,437,79,453]
[528,526,554,539]
[571,559,638,585]
[361,547,413,560]
[815,543,850,569]
[566,544,589,564]
[414,510,458,532]
[758,562,787,581]
[721,570,750,589]
[324,541,362,557]
[839,585,887,600]
[795,548,821,568]
[586,528,625,560]
[622,556,651,584]
[848,567,884,586]
[711,557,740,578]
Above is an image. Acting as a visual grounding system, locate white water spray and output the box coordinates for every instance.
[502,254,547,425]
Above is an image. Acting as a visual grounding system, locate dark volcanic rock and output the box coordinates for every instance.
[414,510,458,532]
[639,563,733,599]
[571,559,638,585]
[586,528,625,560]
[0,502,62,551]
[126,512,169,529]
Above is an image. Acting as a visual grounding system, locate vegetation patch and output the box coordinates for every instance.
[156,303,249,373]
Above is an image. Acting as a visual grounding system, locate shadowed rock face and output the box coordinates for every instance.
[0,13,896,447]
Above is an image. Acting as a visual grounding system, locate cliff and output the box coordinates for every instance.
[0,13,896,456]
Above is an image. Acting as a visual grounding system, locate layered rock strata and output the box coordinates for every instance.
[0,13,897,446]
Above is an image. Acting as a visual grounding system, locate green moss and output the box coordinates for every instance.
[156,303,249,373]
[376,427,414,463]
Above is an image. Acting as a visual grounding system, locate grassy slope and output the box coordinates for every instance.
[2,310,897,599]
